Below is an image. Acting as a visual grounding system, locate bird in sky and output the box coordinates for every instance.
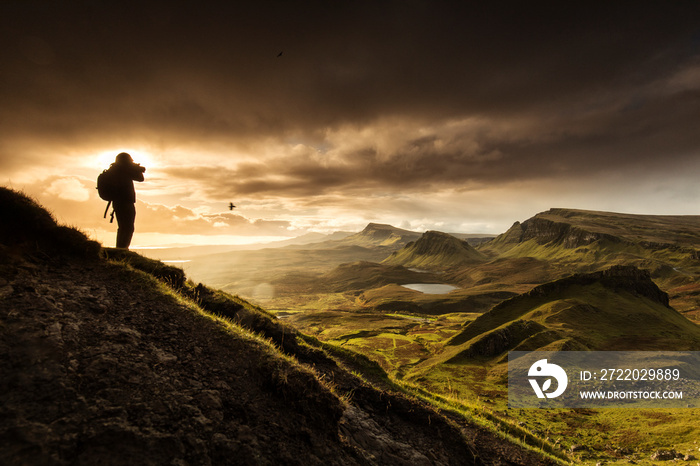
[277,51,283,58]
[229,202,236,210]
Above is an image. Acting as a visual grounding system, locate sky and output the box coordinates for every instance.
[2,1,699,247]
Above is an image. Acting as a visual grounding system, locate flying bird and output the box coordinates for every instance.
[277,51,283,58]
[229,202,236,210]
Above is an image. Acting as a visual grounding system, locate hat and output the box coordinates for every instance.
[116,152,133,163]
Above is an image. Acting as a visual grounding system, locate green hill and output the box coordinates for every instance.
[0,187,562,465]
[444,265,700,362]
[384,230,487,269]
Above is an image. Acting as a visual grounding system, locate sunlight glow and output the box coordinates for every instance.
[96,149,154,170]
[88,228,293,248]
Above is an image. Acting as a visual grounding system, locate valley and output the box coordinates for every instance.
[139,208,700,464]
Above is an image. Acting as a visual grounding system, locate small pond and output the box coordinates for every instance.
[400,283,459,294]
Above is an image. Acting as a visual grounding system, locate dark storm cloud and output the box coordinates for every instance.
[164,82,700,199]
[2,1,699,190]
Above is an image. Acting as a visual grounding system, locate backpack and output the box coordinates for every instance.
[97,168,119,201]
[96,168,118,222]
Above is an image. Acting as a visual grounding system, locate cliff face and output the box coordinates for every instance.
[475,208,700,317]
[485,208,700,255]
[490,214,616,252]
[518,216,617,248]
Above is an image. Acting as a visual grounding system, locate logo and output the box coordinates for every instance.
[528,359,568,399]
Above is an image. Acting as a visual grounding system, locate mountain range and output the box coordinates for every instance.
[374,209,700,318]
[149,206,700,324]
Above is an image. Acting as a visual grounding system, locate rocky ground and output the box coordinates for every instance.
[1,252,351,465]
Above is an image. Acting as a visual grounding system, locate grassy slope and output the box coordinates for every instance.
[279,209,700,464]
[330,223,422,248]
[105,244,567,463]
[357,284,514,315]
[434,270,700,367]
[309,261,444,292]
[403,268,698,390]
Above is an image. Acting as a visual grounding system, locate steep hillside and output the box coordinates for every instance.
[0,188,559,465]
[490,208,700,247]
[483,208,700,258]
[445,265,700,359]
[384,231,487,269]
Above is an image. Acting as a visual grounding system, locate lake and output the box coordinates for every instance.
[401,283,459,294]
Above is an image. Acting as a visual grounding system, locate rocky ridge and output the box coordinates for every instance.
[486,208,700,255]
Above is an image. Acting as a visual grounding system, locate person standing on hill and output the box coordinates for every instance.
[109,152,145,249]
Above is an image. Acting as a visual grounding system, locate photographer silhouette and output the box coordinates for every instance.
[108,152,145,249]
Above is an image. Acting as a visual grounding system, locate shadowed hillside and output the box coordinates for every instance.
[0,188,561,465]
